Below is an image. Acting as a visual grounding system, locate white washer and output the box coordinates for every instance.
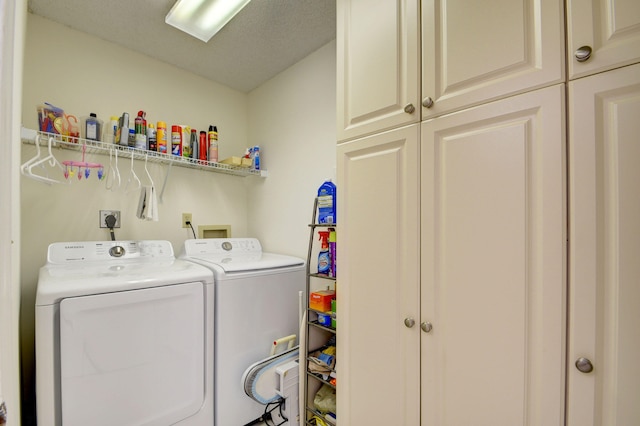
[35,240,215,426]
[180,238,305,426]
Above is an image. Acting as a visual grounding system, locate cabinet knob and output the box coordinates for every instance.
[422,97,434,108]
[575,46,592,62]
[404,103,416,114]
[420,322,433,333]
[404,317,415,328]
[575,357,594,373]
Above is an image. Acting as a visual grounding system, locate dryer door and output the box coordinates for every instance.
[60,282,204,426]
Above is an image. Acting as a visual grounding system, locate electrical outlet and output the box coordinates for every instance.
[100,210,121,228]
[182,213,192,228]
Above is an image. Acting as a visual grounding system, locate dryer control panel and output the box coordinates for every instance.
[47,240,174,264]
[183,238,262,256]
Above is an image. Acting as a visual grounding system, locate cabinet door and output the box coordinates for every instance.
[567,0,640,80]
[567,63,640,426]
[421,85,566,426]
[337,0,420,142]
[421,0,564,119]
[337,124,420,424]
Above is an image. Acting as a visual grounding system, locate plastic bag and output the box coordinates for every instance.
[313,384,336,414]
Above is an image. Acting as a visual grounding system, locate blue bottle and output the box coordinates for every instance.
[317,180,336,224]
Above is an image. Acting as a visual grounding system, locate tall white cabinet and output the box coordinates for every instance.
[337,124,420,425]
[337,0,640,424]
[566,63,640,426]
[420,85,565,426]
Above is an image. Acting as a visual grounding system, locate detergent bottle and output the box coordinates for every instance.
[317,179,336,224]
[317,231,331,275]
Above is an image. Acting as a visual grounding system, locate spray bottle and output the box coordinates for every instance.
[199,131,208,162]
[317,231,331,275]
[134,111,147,149]
[208,125,218,162]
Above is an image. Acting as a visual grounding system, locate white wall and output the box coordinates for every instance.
[247,41,337,258]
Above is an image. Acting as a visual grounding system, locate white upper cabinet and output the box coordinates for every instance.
[566,0,640,80]
[421,0,565,119]
[337,0,420,142]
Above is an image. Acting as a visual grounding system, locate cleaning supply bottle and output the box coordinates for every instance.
[84,113,102,141]
[199,131,208,161]
[157,121,167,153]
[190,129,198,159]
[317,180,337,224]
[134,111,147,149]
[252,145,260,170]
[147,123,157,151]
[208,125,218,162]
[104,115,119,144]
[317,231,331,275]
[171,125,182,156]
[328,228,337,278]
[115,112,129,147]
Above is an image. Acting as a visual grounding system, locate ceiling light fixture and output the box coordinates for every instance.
[165,0,252,43]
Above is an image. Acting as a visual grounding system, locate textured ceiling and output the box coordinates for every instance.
[27,0,336,93]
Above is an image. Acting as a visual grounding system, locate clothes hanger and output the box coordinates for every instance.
[144,153,155,189]
[125,151,141,193]
[21,133,43,175]
[105,148,121,191]
[22,135,63,185]
[27,136,64,178]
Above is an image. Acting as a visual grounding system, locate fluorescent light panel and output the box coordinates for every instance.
[165,0,252,42]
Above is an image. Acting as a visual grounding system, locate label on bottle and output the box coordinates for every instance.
[148,129,157,151]
[157,127,167,153]
[171,126,181,156]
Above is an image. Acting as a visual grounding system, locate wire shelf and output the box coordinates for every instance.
[21,128,267,178]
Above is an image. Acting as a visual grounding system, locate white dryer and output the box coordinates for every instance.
[180,238,305,426]
[35,240,215,426]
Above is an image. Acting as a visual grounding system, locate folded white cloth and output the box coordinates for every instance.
[136,186,159,221]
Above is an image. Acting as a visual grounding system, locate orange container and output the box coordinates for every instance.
[310,290,336,312]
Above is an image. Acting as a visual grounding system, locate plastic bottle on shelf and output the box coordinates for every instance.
[317,231,331,275]
[128,128,136,147]
[115,112,129,147]
[329,228,337,278]
[84,113,102,141]
[317,180,337,224]
[190,129,198,159]
[252,145,260,170]
[104,115,118,144]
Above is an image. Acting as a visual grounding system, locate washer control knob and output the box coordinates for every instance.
[109,245,125,257]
